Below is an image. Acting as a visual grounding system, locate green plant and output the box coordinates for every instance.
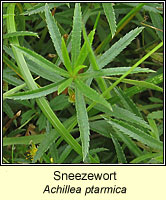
[3,2,163,164]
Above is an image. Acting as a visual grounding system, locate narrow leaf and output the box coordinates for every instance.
[75,87,90,161]
[6,80,64,100]
[93,11,101,30]
[112,106,150,129]
[75,78,112,111]
[61,37,72,73]
[3,31,39,39]
[45,3,63,63]
[103,3,116,38]
[12,45,69,77]
[26,58,64,83]
[80,67,155,79]
[71,3,82,67]
[58,78,73,95]
[88,103,150,130]
[3,48,63,83]
[97,27,144,69]
[107,118,163,151]
[75,29,95,67]
[111,134,127,164]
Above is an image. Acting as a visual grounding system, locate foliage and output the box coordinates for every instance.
[3,2,163,164]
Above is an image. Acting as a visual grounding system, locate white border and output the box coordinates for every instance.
[1,1,165,166]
